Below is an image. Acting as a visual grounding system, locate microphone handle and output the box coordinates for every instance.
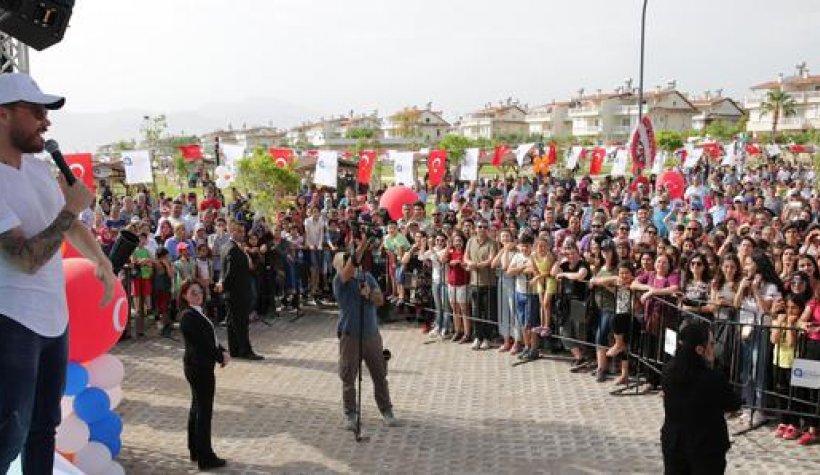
[53,152,77,186]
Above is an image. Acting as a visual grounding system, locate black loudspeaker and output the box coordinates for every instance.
[0,0,74,51]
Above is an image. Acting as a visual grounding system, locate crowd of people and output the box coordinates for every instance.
[89,153,820,448]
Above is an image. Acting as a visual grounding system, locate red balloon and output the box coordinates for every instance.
[64,258,128,363]
[657,171,685,200]
[62,241,83,259]
[379,186,418,221]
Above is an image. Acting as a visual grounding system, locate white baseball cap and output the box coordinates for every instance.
[0,73,65,109]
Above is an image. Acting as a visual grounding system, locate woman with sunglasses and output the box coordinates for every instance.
[179,280,229,469]
[679,253,713,319]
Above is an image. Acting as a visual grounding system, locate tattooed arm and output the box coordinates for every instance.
[0,209,77,275]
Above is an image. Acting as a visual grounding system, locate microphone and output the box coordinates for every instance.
[45,139,76,186]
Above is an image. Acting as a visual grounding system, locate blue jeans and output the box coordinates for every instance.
[498,275,518,340]
[0,314,67,474]
[432,281,451,332]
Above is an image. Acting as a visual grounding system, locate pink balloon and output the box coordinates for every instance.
[64,258,128,363]
[379,186,418,221]
[657,171,685,200]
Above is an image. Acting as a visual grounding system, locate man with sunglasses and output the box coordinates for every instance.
[0,73,116,473]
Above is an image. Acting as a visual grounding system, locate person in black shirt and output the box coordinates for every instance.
[661,320,741,475]
[179,280,230,470]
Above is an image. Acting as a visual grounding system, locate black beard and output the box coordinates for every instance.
[10,125,44,153]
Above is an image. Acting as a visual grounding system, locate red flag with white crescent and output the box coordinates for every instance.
[428,149,447,186]
[589,147,606,175]
[65,153,96,193]
[702,142,723,159]
[492,145,510,167]
[630,116,656,174]
[178,144,203,161]
[269,148,294,168]
[357,150,376,184]
[745,143,762,155]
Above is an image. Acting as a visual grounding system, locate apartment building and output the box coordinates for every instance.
[691,92,745,130]
[745,63,820,134]
[525,101,572,138]
[568,81,698,142]
[382,104,450,143]
[456,100,528,140]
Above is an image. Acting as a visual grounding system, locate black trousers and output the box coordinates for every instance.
[184,364,216,460]
[470,285,498,341]
[226,299,252,357]
[663,451,726,475]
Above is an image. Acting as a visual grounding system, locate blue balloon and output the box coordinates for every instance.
[64,363,89,396]
[104,437,122,458]
[73,387,110,424]
[89,410,123,447]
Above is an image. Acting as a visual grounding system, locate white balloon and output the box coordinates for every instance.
[86,354,125,390]
[55,415,89,454]
[100,461,125,475]
[105,386,123,410]
[74,441,112,475]
[215,177,229,189]
[60,396,74,419]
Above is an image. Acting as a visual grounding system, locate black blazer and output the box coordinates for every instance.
[661,366,742,457]
[180,307,226,368]
[221,240,252,301]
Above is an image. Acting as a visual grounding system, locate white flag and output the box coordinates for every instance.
[122,150,153,184]
[460,148,480,181]
[611,149,629,176]
[220,143,245,172]
[683,147,703,169]
[313,150,338,188]
[566,146,584,170]
[514,143,535,167]
[605,146,619,165]
[721,142,736,167]
[392,151,415,186]
[766,144,781,156]
[652,151,666,174]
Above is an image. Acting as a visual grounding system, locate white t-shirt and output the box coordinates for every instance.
[510,252,535,294]
[303,216,325,249]
[0,155,68,337]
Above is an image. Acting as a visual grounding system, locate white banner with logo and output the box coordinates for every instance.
[122,150,153,184]
[313,150,338,188]
[391,151,415,186]
[459,148,480,181]
[792,358,820,389]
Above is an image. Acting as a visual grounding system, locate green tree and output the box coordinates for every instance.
[111,139,136,151]
[759,90,797,142]
[140,114,168,149]
[235,146,300,219]
[346,128,377,140]
[173,152,189,187]
[656,130,684,152]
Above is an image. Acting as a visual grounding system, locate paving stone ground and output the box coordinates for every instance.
[113,309,820,474]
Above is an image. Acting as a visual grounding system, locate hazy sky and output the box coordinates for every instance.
[27,0,820,150]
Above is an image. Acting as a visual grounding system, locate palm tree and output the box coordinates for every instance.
[759,90,797,142]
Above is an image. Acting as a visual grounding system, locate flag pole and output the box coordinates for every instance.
[637,0,649,122]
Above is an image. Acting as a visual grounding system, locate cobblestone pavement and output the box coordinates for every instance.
[113,309,820,474]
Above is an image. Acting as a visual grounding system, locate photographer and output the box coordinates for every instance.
[332,239,398,431]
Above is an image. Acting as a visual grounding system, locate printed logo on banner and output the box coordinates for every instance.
[792,359,820,389]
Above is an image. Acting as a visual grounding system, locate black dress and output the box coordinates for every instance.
[180,306,226,463]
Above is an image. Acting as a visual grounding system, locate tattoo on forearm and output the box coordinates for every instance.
[0,209,77,274]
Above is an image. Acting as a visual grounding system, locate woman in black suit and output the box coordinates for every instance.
[661,320,742,475]
[179,279,230,470]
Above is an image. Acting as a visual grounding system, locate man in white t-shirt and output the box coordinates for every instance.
[0,73,116,473]
[303,206,326,301]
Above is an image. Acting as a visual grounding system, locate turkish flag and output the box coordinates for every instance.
[791,144,807,153]
[746,143,762,155]
[589,147,606,175]
[703,142,722,159]
[428,149,447,186]
[269,148,294,168]
[178,144,203,161]
[65,153,96,193]
[547,143,557,165]
[492,145,510,167]
[357,150,376,184]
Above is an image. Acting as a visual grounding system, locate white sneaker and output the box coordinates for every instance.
[479,339,491,350]
[471,338,481,350]
[381,409,400,427]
